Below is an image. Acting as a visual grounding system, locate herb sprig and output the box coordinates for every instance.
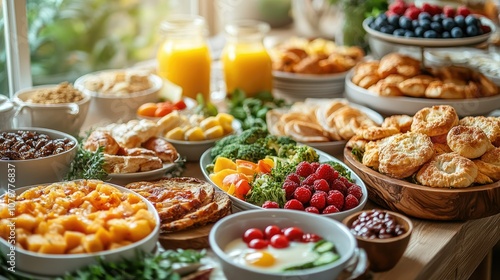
[65,142,108,181]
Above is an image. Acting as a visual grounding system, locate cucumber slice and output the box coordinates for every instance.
[313,251,340,267]
[314,241,335,254]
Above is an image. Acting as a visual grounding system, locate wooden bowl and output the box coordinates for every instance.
[343,147,500,221]
[342,210,413,272]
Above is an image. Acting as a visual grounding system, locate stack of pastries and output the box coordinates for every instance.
[347,105,500,188]
[351,53,499,99]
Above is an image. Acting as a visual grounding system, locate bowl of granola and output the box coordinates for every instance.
[74,69,163,127]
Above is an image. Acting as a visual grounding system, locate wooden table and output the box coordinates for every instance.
[182,161,500,280]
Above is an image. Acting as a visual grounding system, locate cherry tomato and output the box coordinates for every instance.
[264,225,281,240]
[301,233,322,243]
[173,100,187,110]
[283,227,304,241]
[270,234,289,249]
[248,238,269,249]
[243,228,264,244]
[154,106,173,117]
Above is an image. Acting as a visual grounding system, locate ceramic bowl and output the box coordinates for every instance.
[209,209,356,280]
[74,69,162,127]
[0,127,78,191]
[13,85,91,135]
[0,180,160,277]
[342,209,413,272]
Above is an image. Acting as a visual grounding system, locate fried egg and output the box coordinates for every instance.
[224,239,320,272]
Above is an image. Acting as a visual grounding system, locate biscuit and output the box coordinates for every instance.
[425,81,466,99]
[357,126,399,141]
[398,76,433,97]
[416,153,478,188]
[473,160,500,181]
[382,115,413,133]
[447,125,493,159]
[411,105,459,137]
[459,116,500,147]
[480,147,500,165]
[433,142,452,155]
[474,171,494,185]
[378,132,434,179]
[362,140,380,170]
[346,135,368,151]
[378,53,421,78]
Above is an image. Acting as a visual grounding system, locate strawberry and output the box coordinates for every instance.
[404,7,421,20]
[296,161,314,177]
[285,173,301,184]
[310,191,327,210]
[315,164,338,182]
[343,194,360,210]
[347,184,363,200]
[305,206,320,214]
[322,205,340,214]
[282,181,299,200]
[262,201,279,209]
[327,190,344,210]
[456,6,471,17]
[284,199,304,211]
[313,179,330,193]
[443,6,455,18]
[293,187,312,204]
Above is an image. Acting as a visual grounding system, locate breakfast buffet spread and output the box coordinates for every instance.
[1,1,500,279]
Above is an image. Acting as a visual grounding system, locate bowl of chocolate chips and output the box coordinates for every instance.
[342,209,413,272]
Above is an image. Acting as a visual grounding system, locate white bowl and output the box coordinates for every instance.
[0,127,78,191]
[13,85,91,135]
[74,69,162,127]
[209,209,356,280]
[0,180,160,277]
[200,148,368,222]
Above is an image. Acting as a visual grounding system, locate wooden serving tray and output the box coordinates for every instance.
[343,147,500,221]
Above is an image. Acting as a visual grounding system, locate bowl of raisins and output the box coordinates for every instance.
[342,209,413,272]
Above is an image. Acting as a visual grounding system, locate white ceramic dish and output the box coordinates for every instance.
[0,181,160,277]
[363,17,496,47]
[107,161,178,186]
[0,127,78,191]
[273,70,348,82]
[200,148,368,222]
[344,70,500,116]
[209,209,357,280]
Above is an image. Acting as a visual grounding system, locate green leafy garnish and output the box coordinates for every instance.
[66,142,108,181]
[351,147,364,162]
[195,93,218,117]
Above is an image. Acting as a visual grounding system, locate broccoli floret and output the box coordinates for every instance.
[289,145,319,164]
[212,143,240,161]
[236,144,272,163]
[261,134,296,155]
[276,136,296,145]
[212,134,239,156]
[238,127,269,144]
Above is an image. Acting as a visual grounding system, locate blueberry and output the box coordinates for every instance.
[423,30,438,38]
[432,14,444,23]
[465,15,478,26]
[451,26,464,38]
[404,31,416,37]
[414,27,425,37]
[442,18,456,31]
[430,22,443,33]
[399,16,412,29]
[365,16,375,27]
[388,15,400,28]
[442,31,451,38]
[374,16,389,30]
[412,19,419,29]
[378,13,388,21]
[418,12,431,21]
[393,29,406,36]
[455,15,466,28]
[380,25,395,34]
[419,19,432,31]
[466,25,479,36]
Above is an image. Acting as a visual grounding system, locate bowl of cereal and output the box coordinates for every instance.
[0,180,160,277]
[342,209,413,272]
[0,128,78,191]
[74,69,162,127]
[209,209,356,280]
[13,83,91,135]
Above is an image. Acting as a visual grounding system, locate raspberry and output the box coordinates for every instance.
[310,162,320,172]
[313,179,330,193]
[330,179,347,195]
[294,187,312,204]
[481,25,492,33]
[433,5,443,15]
[315,164,338,182]
[305,206,320,214]
[347,184,363,200]
[282,181,299,200]
[385,10,399,17]
[310,192,326,210]
[343,194,360,210]
[286,173,301,184]
[388,0,405,15]
[302,184,315,193]
[338,176,353,188]
[443,6,455,18]
[284,199,304,211]
[296,162,314,177]
[327,190,344,210]
[301,173,318,186]
[421,3,434,15]
[262,201,279,209]
[404,7,420,20]
[456,6,470,17]
[322,205,340,214]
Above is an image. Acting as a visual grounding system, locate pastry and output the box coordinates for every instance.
[459,116,500,147]
[141,137,178,163]
[411,105,459,137]
[416,153,478,188]
[447,125,493,159]
[381,114,413,133]
[83,131,120,155]
[103,154,162,174]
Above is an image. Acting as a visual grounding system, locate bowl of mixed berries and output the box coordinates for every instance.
[364,0,495,46]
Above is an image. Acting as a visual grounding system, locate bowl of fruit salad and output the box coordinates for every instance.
[209,209,356,280]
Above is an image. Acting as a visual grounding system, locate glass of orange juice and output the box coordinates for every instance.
[157,15,211,100]
[221,20,273,97]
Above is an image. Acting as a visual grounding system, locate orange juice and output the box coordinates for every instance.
[222,43,273,96]
[157,42,211,100]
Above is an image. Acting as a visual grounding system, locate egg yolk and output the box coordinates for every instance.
[244,251,275,267]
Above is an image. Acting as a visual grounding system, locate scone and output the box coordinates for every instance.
[411,105,459,137]
[447,125,493,159]
[459,116,500,147]
[416,152,478,188]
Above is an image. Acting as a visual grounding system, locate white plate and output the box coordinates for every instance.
[344,70,500,116]
[273,70,348,82]
[363,17,496,47]
[200,148,368,222]
[107,159,178,185]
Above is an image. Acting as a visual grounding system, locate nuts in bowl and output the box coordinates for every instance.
[0,180,160,277]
